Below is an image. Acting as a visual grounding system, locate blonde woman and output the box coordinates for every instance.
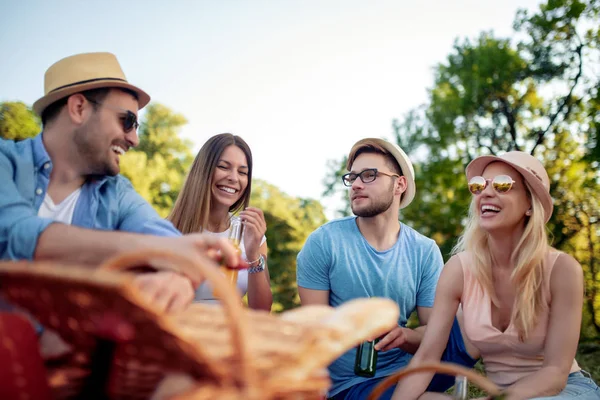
[392,152,599,400]
[168,133,272,311]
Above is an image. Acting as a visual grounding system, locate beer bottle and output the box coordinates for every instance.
[354,339,378,377]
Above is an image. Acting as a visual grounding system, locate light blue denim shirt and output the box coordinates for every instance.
[0,133,181,261]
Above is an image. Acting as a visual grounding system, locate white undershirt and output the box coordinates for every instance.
[37,189,82,225]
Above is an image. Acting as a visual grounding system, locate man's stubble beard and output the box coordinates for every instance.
[351,183,395,218]
[73,117,119,177]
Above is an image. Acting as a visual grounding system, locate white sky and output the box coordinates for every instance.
[0,0,543,218]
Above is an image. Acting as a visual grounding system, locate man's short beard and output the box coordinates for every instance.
[351,191,394,218]
[73,119,118,177]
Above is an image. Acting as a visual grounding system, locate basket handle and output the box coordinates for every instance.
[98,250,255,390]
[99,250,221,289]
[367,362,504,400]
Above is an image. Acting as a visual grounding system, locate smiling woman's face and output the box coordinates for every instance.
[475,162,531,232]
[211,145,249,209]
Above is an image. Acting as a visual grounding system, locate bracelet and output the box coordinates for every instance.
[246,255,262,266]
[248,254,265,274]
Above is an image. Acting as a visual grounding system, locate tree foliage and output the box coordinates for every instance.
[250,180,328,311]
[0,101,41,141]
[120,103,194,217]
[324,0,600,336]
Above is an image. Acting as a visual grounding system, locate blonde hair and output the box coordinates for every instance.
[168,133,253,234]
[453,180,549,341]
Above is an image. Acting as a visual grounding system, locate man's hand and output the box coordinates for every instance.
[133,271,195,313]
[172,233,247,269]
[126,232,250,313]
[374,326,411,352]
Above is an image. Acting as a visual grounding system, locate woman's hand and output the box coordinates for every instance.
[239,207,272,311]
[239,207,267,261]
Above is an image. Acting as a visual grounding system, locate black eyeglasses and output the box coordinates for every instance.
[87,99,139,133]
[341,168,400,187]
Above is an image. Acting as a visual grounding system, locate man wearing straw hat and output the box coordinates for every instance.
[0,52,241,313]
[297,138,479,399]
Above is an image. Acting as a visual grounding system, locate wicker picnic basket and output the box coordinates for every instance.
[0,250,400,400]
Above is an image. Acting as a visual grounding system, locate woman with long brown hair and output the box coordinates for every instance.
[392,152,599,399]
[168,133,272,311]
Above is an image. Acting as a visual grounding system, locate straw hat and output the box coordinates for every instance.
[348,138,416,209]
[466,151,553,222]
[32,52,150,116]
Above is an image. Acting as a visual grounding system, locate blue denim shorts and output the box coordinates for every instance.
[330,317,478,400]
[527,370,600,399]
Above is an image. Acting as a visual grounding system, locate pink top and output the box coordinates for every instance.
[457,251,580,388]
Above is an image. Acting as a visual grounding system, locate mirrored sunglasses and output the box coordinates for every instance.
[468,175,516,195]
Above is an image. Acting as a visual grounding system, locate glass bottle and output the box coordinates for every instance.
[220,216,242,286]
[452,375,468,400]
[354,339,378,377]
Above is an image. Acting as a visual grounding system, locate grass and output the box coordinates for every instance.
[577,341,600,383]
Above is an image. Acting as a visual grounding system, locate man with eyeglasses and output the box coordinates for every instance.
[296,138,479,399]
[0,53,241,324]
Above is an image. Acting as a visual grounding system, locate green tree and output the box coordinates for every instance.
[324,0,600,336]
[322,156,351,217]
[0,101,41,141]
[120,103,194,217]
[250,180,328,311]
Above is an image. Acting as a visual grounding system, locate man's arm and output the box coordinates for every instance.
[37,178,185,265]
[37,226,243,313]
[34,223,178,266]
[296,229,331,306]
[0,151,53,260]
[0,150,178,263]
[34,223,243,268]
[298,287,329,305]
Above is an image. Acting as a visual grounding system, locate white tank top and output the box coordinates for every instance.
[194,226,266,304]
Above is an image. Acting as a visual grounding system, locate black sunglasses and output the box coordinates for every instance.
[342,168,399,187]
[87,99,139,133]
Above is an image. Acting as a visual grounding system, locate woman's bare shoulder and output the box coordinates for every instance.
[549,251,583,292]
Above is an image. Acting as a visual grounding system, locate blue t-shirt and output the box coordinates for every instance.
[296,216,444,397]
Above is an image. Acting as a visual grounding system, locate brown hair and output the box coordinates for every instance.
[168,133,253,234]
